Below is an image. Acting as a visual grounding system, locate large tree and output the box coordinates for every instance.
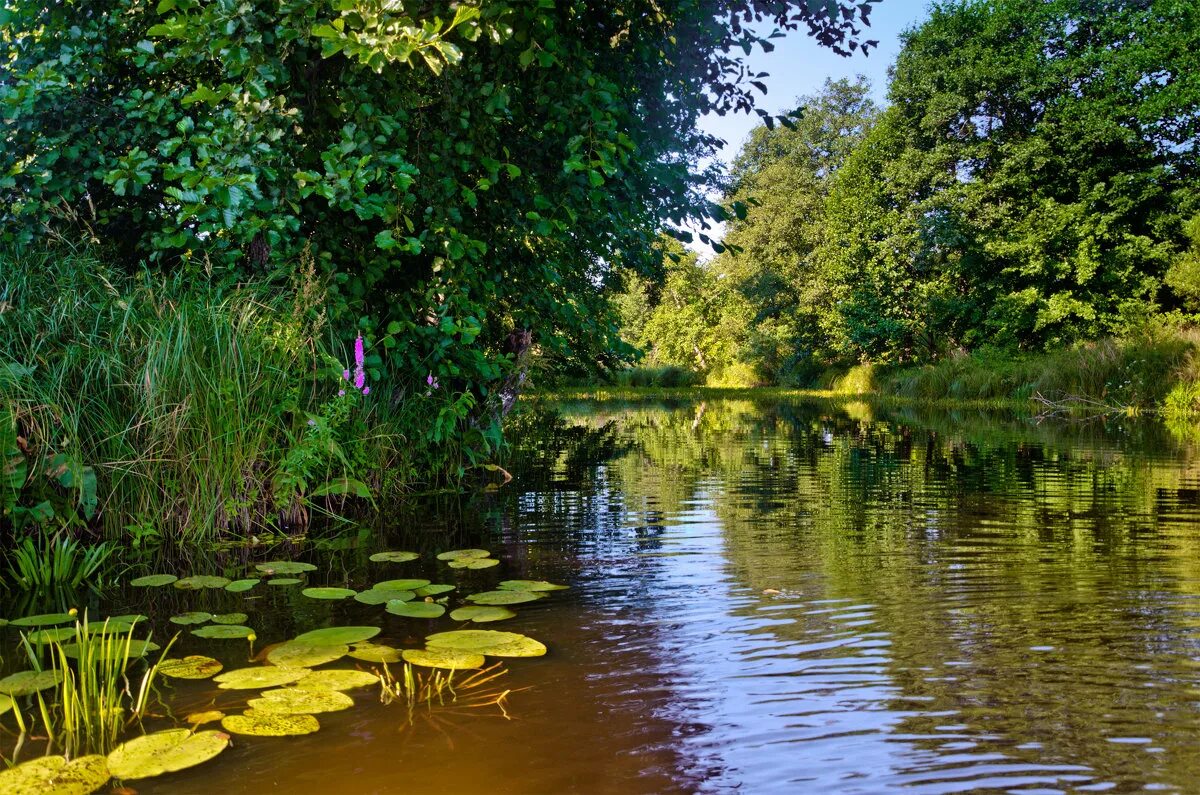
[819,0,1200,361]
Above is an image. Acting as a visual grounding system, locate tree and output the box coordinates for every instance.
[0,0,880,412]
[819,0,1200,361]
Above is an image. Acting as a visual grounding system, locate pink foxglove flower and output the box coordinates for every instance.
[340,334,370,396]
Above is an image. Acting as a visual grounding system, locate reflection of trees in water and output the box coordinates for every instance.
[513,397,1200,789]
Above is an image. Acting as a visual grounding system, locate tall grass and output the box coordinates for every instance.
[0,246,426,542]
[3,533,119,590]
[18,616,173,757]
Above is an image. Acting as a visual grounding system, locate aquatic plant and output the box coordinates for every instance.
[3,533,119,592]
[19,615,175,757]
[377,660,518,724]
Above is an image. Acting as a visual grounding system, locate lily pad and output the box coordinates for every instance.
[375,578,430,591]
[294,626,380,646]
[267,641,347,668]
[131,574,178,587]
[0,669,62,696]
[385,600,445,619]
[302,587,356,600]
[414,584,456,597]
[191,624,254,639]
[25,627,77,644]
[268,577,302,586]
[248,687,354,714]
[450,605,517,623]
[0,754,110,795]
[436,549,491,561]
[369,551,419,563]
[466,590,545,606]
[169,611,213,625]
[221,711,319,736]
[225,578,260,593]
[215,666,310,690]
[401,648,486,670]
[296,669,379,691]
[10,612,74,627]
[425,629,547,658]
[186,710,226,725]
[107,728,229,780]
[354,588,414,606]
[0,694,10,715]
[106,613,148,624]
[254,561,317,575]
[174,575,231,590]
[212,612,249,625]
[449,557,500,570]
[348,642,402,663]
[63,639,159,660]
[159,655,223,680]
[498,580,570,592]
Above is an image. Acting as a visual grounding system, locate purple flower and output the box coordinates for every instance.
[340,334,370,396]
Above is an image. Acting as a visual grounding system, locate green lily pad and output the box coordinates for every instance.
[191,624,254,639]
[221,711,319,736]
[212,612,249,625]
[159,655,224,680]
[215,666,310,690]
[348,642,402,663]
[466,590,545,605]
[436,549,491,561]
[91,620,137,634]
[10,612,74,627]
[106,614,148,624]
[225,578,260,592]
[294,626,380,646]
[302,587,356,600]
[0,669,63,696]
[450,605,517,623]
[375,578,430,591]
[401,648,486,670]
[268,577,302,586]
[354,588,415,605]
[369,551,419,563]
[0,754,110,795]
[498,580,570,592]
[25,627,77,644]
[130,574,177,587]
[449,557,500,569]
[266,641,347,668]
[248,687,354,714]
[174,575,231,590]
[107,728,229,780]
[414,584,456,597]
[254,561,317,575]
[169,611,213,625]
[385,600,445,619]
[425,629,547,658]
[296,669,379,691]
[186,710,226,725]
[62,639,160,660]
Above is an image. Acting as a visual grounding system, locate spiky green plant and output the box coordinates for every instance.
[3,533,119,591]
[18,615,174,757]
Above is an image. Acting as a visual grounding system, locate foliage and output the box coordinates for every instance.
[3,532,120,592]
[0,246,466,541]
[0,0,878,416]
[818,0,1200,361]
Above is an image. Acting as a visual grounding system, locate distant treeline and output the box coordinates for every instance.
[613,0,1200,395]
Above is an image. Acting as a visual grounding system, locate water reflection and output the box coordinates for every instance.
[508,398,1200,793]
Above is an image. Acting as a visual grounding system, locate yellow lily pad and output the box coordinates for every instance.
[266,641,347,668]
[107,729,229,780]
[158,655,223,680]
[214,666,310,690]
[248,687,354,714]
[348,642,402,663]
[0,754,109,795]
[450,605,517,623]
[221,711,320,736]
[425,629,547,658]
[401,648,486,670]
[296,669,379,691]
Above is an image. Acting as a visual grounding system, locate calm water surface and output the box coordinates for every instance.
[6,397,1200,794]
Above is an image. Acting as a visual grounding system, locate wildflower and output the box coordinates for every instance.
[425,373,440,396]
[340,334,370,396]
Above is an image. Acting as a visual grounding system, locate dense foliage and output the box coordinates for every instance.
[620,0,1200,384]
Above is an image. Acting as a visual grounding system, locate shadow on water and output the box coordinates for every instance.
[5,394,1200,793]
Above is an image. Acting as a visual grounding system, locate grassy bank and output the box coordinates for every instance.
[585,327,1200,420]
[0,248,473,546]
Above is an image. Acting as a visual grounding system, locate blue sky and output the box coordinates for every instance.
[700,3,933,166]
[685,3,933,253]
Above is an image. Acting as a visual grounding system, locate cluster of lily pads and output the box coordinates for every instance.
[0,547,569,793]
